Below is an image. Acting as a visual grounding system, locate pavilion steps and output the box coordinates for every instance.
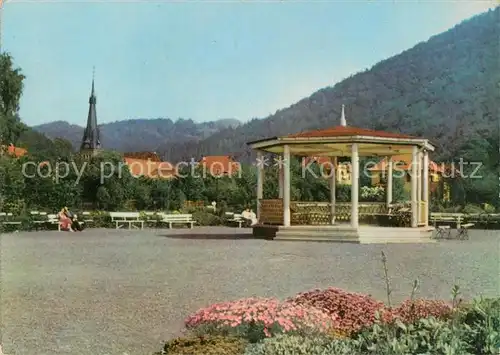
[260,225,435,244]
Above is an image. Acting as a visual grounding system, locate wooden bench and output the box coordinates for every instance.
[109,212,144,230]
[160,214,195,229]
[0,212,21,226]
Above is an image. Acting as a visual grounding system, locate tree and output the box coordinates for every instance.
[0,52,26,146]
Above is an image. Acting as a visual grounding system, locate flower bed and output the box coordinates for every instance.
[156,287,500,355]
[184,297,335,342]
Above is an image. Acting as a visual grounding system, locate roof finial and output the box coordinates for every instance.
[340,104,347,126]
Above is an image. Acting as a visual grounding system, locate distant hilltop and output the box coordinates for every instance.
[32,117,241,155]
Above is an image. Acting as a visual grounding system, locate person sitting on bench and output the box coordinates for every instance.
[58,207,74,232]
[64,207,83,232]
[241,208,258,227]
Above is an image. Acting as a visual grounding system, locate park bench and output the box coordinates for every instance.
[109,212,144,230]
[47,213,86,231]
[160,214,195,229]
[81,211,94,224]
[225,212,245,228]
[47,214,60,230]
[30,211,50,229]
[0,212,21,226]
[430,213,463,228]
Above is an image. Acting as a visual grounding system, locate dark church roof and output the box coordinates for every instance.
[80,76,101,151]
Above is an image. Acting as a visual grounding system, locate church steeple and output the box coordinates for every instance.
[80,68,101,156]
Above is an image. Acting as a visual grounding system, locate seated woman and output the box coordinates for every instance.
[58,208,73,232]
[248,209,258,226]
[64,207,83,232]
[241,208,258,227]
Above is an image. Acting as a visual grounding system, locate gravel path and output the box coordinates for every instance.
[1,227,499,355]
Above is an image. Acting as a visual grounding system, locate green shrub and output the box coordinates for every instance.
[353,316,473,354]
[463,204,484,214]
[88,211,112,228]
[458,298,500,354]
[192,211,222,226]
[243,335,359,355]
[155,335,247,355]
[483,203,496,213]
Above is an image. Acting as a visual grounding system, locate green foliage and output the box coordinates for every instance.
[0,52,26,146]
[458,298,500,354]
[192,210,222,226]
[483,203,496,214]
[155,335,248,355]
[354,316,473,354]
[463,204,484,214]
[360,186,384,202]
[336,184,350,202]
[243,334,349,355]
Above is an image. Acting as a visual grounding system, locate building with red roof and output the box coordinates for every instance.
[199,155,240,177]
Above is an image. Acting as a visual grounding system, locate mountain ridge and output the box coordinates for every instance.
[33,117,241,153]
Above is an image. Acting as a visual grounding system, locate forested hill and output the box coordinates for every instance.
[162,8,499,163]
[33,118,241,152]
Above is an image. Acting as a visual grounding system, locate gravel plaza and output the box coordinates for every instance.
[1,227,499,355]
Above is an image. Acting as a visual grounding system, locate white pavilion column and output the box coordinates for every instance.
[386,156,393,207]
[283,145,291,227]
[351,144,359,228]
[330,157,337,224]
[417,151,422,224]
[411,146,418,228]
[256,151,264,221]
[278,158,284,198]
[422,150,429,226]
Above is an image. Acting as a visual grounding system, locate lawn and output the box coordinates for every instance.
[1,228,498,354]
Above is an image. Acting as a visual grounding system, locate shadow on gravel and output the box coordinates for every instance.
[159,232,254,240]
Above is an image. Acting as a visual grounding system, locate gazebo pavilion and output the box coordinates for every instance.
[247,107,436,243]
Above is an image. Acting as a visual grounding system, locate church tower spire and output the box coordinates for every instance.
[80,67,101,158]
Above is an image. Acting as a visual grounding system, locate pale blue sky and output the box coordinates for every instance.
[1,0,496,126]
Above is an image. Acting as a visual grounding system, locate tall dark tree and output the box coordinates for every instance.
[0,52,26,146]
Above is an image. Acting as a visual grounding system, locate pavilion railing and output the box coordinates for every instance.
[258,199,387,225]
[259,199,283,225]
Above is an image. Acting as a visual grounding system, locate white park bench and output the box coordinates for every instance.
[47,213,86,231]
[226,212,245,228]
[30,211,49,225]
[47,214,60,230]
[109,212,144,230]
[0,212,21,226]
[81,211,94,224]
[160,214,195,229]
